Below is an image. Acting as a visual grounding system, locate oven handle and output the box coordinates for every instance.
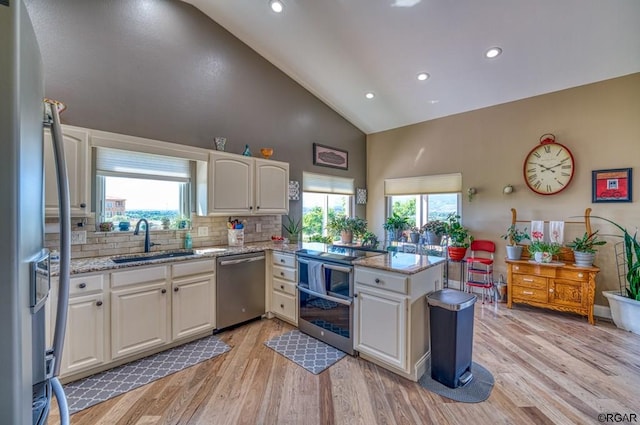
[298,285,352,306]
[297,258,352,274]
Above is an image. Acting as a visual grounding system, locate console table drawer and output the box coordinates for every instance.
[512,285,548,303]
[512,274,547,289]
[556,269,588,281]
[510,263,555,277]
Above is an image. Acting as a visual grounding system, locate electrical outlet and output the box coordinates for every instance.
[71,230,87,245]
[197,226,208,237]
[256,223,262,233]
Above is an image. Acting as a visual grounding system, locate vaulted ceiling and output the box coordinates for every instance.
[185,0,640,134]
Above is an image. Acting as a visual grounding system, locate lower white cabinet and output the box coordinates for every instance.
[354,263,444,381]
[60,292,106,376]
[354,286,407,370]
[110,265,170,360]
[270,252,297,325]
[171,259,216,340]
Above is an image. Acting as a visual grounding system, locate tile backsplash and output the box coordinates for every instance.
[45,215,283,259]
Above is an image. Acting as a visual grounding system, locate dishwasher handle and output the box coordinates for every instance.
[219,255,265,266]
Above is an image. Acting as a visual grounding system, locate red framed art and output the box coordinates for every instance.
[592,168,633,203]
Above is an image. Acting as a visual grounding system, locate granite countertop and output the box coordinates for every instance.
[51,241,301,276]
[354,252,446,275]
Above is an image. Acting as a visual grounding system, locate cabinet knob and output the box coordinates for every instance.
[354,293,358,298]
[578,273,584,278]
[80,203,86,208]
[514,266,519,271]
[374,278,380,283]
[280,304,284,309]
[280,272,285,276]
[280,285,284,290]
[161,289,167,294]
[249,206,253,210]
[174,287,179,292]
[280,259,285,263]
[96,300,103,307]
[78,283,86,289]
[257,206,260,210]
[549,288,554,293]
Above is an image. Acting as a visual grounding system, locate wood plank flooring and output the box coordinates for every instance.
[50,304,640,424]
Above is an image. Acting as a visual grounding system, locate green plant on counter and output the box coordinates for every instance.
[282,215,303,242]
[327,215,368,239]
[361,231,380,249]
[527,240,561,255]
[308,234,333,244]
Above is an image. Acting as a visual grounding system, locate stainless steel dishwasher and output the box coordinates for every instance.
[216,252,266,330]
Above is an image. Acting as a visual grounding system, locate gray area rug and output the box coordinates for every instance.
[418,360,494,403]
[64,335,231,414]
[264,330,346,374]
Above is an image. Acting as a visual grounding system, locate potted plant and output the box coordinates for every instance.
[442,213,472,261]
[282,215,303,243]
[591,216,640,334]
[361,231,380,249]
[422,220,446,245]
[527,240,561,263]
[383,212,410,242]
[566,231,606,267]
[501,225,530,260]
[327,215,367,244]
[408,226,420,243]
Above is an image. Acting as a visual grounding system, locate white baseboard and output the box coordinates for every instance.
[594,304,611,320]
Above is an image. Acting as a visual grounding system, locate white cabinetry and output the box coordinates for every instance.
[270,251,297,325]
[171,259,216,340]
[44,126,90,217]
[207,151,289,215]
[110,265,170,360]
[354,263,443,381]
[54,273,108,377]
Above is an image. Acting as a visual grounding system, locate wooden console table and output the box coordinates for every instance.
[506,260,599,324]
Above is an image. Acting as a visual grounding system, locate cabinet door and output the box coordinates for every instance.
[60,293,105,376]
[550,279,585,308]
[255,158,289,214]
[44,127,90,217]
[208,152,254,214]
[354,286,407,371]
[172,273,215,340]
[111,282,170,360]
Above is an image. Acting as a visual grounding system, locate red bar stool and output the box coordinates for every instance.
[465,240,495,303]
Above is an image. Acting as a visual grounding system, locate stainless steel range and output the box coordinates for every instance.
[296,243,386,355]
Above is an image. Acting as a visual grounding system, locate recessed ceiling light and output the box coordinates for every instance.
[270,0,284,13]
[485,47,502,59]
[417,72,430,81]
[365,92,375,100]
[428,100,439,104]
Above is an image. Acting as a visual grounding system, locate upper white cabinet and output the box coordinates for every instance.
[44,126,91,217]
[206,151,289,215]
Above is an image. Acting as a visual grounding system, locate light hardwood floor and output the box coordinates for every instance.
[50,303,640,424]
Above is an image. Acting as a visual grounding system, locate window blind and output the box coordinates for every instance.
[303,172,354,195]
[384,173,462,195]
[96,147,191,182]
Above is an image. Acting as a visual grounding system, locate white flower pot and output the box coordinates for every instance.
[573,251,595,267]
[534,252,552,263]
[603,290,640,335]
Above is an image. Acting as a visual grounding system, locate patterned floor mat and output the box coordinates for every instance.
[64,334,231,414]
[264,330,346,374]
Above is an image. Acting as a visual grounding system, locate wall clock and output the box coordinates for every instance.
[523,134,575,195]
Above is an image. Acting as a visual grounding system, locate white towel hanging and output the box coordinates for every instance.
[531,220,545,241]
[549,221,565,244]
[307,261,326,295]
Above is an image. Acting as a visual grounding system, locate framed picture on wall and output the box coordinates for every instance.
[313,143,348,170]
[592,168,633,203]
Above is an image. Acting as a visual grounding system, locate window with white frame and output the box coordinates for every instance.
[302,172,354,242]
[384,173,462,236]
[95,147,192,231]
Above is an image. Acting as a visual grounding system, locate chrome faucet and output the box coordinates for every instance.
[134,218,153,252]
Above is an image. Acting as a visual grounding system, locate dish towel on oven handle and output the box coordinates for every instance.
[549,221,564,244]
[308,261,326,295]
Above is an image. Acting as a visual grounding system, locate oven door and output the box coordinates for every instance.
[297,285,354,355]
[297,258,353,297]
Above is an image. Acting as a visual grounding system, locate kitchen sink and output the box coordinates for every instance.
[111,250,195,264]
[194,247,227,254]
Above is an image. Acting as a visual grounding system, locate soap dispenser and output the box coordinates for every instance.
[184,232,192,249]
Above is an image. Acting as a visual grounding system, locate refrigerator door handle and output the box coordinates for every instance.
[46,99,71,379]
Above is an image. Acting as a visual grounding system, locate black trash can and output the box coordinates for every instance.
[427,289,477,388]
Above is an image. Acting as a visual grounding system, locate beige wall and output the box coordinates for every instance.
[367,73,640,305]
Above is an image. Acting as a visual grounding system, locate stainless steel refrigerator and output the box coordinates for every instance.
[1,1,71,424]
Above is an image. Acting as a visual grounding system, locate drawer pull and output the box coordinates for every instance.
[514,266,519,270]
[280,304,284,309]
[523,278,534,282]
[161,289,167,294]
[78,283,87,289]
[280,272,285,276]
[280,285,284,290]
[174,287,179,292]
[578,273,584,278]
[549,288,554,293]
[375,278,381,283]
[96,300,103,307]
[280,259,285,263]
[523,291,534,295]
